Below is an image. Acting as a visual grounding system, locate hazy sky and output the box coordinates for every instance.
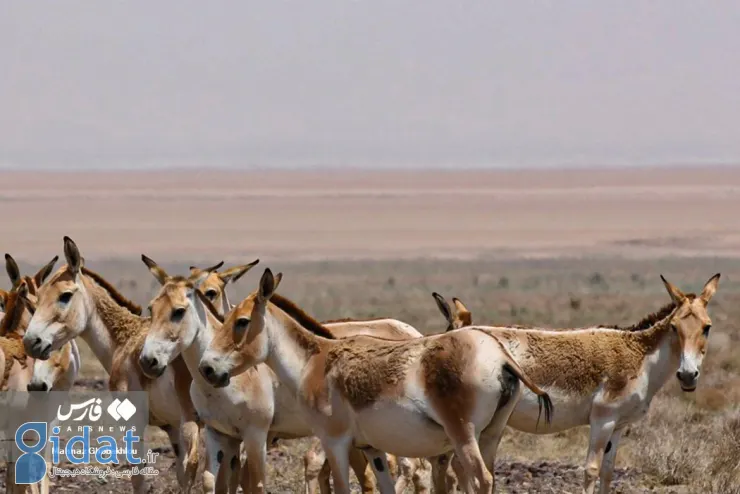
[2,2,740,169]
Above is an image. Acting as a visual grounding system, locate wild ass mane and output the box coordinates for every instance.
[269,293,335,340]
[598,298,692,333]
[81,267,143,315]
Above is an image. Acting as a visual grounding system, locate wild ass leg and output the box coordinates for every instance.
[430,454,455,493]
[108,374,147,494]
[361,447,396,494]
[446,422,492,494]
[450,454,474,493]
[598,428,624,494]
[393,456,414,493]
[349,447,376,493]
[478,380,521,490]
[243,427,269,494]
[172,357,200,493]
[227,442,242,494]
[203,426,237,494]
[163,424,191,493]
[583,409,616,494]
[395,457,432,494]
[304,442,329,494]
[238,442,249,492]
[322,436,353,494]
[411,458,432,494]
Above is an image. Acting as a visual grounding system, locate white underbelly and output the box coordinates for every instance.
[352,400,451,458]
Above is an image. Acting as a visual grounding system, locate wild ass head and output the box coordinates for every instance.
[432,292,472,332]
[190,263,256,316]
[2,254,58,338]
[24,237,93,359]
[199,268,284,387]
[661,273,720,392]
[27,339,80,392]
[5,253,59,295]
[137,256,246,378]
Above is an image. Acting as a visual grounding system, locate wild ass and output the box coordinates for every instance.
[138,258,432,494]
[1,253,60,494]
[199,269,553,494]
[1,253,82,394]
[22,237,203,494]
[1,254,62,389]
[432,273,720,494]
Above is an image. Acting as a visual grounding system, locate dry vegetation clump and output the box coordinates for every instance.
[630,399,740,493]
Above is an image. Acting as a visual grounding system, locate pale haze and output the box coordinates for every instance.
[2,1,740,170]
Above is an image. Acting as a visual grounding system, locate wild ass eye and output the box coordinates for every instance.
[703,324,711,337]
[205,290,217,300]
[234,317,250,335]
[58,292,73,305]
[171,307,187,322]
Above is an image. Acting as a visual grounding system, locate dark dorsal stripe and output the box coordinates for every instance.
[81,267,143,315]
[322,316,390,324]
[269,293,335,339]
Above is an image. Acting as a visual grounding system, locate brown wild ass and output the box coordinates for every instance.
[1,254,60,494]
[1,282,42,494]
[432,274,720,494]
[138,258,431,494]
[199,268,553,494]
[22,237,204,494]
[1,253,82,395]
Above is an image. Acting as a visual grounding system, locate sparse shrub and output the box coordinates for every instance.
[498,276,509,289]
[569,296,581,311]
[386,276,395,288]
[588,272,606,286]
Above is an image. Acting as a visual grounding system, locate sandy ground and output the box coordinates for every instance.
[2,166,740,262]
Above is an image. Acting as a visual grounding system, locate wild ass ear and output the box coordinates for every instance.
[452,297,473,327]
[220,259,260,285]
[700,273,720,306]
[5,254,21,287]
[141,255,169,285]
[660,275,687,305]
[432,292,453,324]
[63,236,83,276]
[34,255,59,288]
[188,261,225,287]
[258,268,282,302]
[16,279,29,299]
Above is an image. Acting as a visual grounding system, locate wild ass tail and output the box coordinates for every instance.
[472,328,554,430]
